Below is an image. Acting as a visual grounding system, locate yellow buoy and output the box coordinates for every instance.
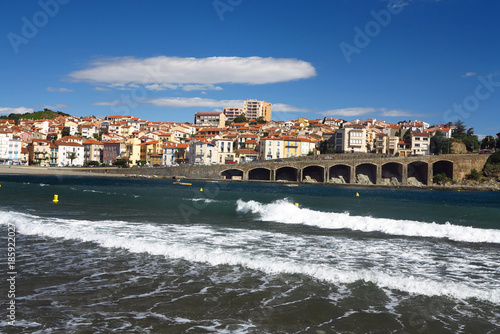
[295,203,299,206]
[200,188,203,192]
[53,194,59,203]
[356,192,359,197]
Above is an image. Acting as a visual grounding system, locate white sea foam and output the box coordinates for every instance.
[1,210,499,304]
[236,199,500,244]
[83,189,104,193]
[191,198,215,203]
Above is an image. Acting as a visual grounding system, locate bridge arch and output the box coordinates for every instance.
[382,162,403,184]
[355,163,377,184]
[329,164,351,183]
[302,165,325,183]
[221,169,243,180]
[433,160,453,180]
[408,161,428,185]
[276,166,298,182]
[248,167,271,181]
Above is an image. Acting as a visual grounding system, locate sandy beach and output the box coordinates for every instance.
[0,165,122,177]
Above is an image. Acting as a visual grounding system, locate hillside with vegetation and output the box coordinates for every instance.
[0,108,70,124]
[483,151,500,178]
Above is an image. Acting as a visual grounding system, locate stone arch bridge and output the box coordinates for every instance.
[116,154,490,186]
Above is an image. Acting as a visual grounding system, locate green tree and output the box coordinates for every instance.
[452,120,467,139]
[114,158,131,167]
[232,114,247,123]
[483,151,500,177]
[462,135,479,152]
[403,129,412,141]
[430,131,450,154]
[68,152,77,166]
[61,128,70,137]
[481,136,496,150]
[256,116,267,124]
[466,168,482,181]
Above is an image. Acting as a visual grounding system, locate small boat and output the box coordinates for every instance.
[173,182,192,186]
[206,180,219,183]
[284,184,298,187]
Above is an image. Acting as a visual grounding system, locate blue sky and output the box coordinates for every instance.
[1,0,499,137]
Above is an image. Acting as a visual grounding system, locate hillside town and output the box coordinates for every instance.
[0,99,492,167]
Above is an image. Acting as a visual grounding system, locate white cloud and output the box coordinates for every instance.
[321,107,420,117]
[181,84,223,91]
[47,87,74,92]
[68,56,316,86]
[93,101,119,106]
[321,108,378,117]
[380,109,419,117]
[94,87,111,91]
[94,96,308,113]
[144,83,177,91]
[0,106,33,114]
[272,103,310,112]
[146,97,244,108]
[36,103,70,110]
[462,72,476,77]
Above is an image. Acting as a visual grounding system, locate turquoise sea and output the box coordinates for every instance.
[0,174,499,333]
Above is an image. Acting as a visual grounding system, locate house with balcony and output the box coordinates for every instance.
[138,141,162,164]
[282,135,302,158]
[28,139,51,166]
[162,142,189,166]
[411,133,431,155]
[83,139,104,164]
[235,149,259,162]
[187,139,219,165]
[194,112,226,128]
[55,141,84,166]
[213,138,235,164]
[334,123,367,153]
[259,136,283,160]
[102,141,122,165]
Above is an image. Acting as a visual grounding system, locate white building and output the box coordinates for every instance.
[56,141,84,166]
[213,138,235,163]
[411,133,431,155]
[334,123,367,153]
[187,139,219,165]
[259,136,283,160]
[0,129,12,164]
[194,112,226,128]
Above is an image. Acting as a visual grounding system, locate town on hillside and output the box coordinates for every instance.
[0,99,498,167]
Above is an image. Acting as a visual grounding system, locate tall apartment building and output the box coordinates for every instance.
[243,99,272,122]
[223,107,244,122]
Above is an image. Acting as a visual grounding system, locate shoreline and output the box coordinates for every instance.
[1,165,499,192]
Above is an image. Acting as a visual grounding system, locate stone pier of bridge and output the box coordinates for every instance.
[105,153,490,187]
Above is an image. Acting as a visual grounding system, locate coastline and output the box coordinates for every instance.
[1,165,499,191]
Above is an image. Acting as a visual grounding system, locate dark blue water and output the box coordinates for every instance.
[1,175,499,333]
